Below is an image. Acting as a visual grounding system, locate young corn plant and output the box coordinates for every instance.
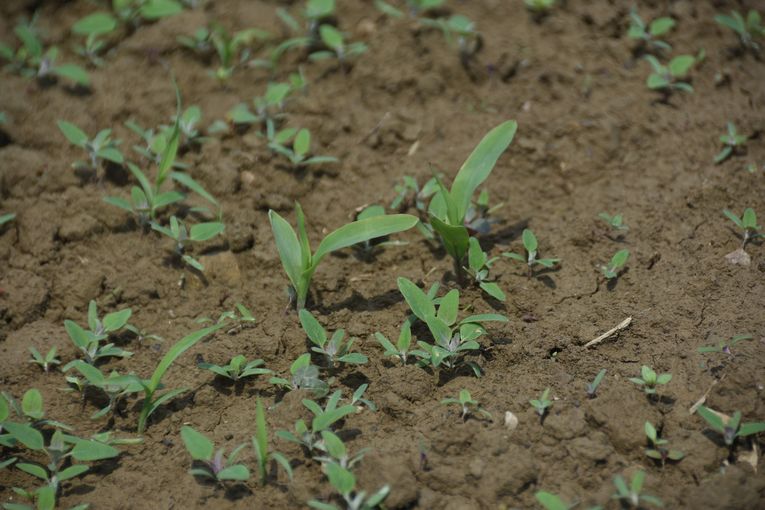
[180,426,250,482]
[65,361,143,420]
[151,216,225,272]
[310,25,368,70]
[71,12,118,67]
[723,208,761,249]
[698,333,753,356]
[269,353,330,397]
[585,369,606,399]
[309,461,389,510]
[62,301,133,366]
[269,127,338,168]
[57,121,124,177]
[644,421,684,466]
[441,389,492,421]
[464,237,505,301]
[252,399,293,485]
[714,122,748,164]
[299,310,368,371]
[629,365,671,396]
[199,355,271,382]
[503,229,560,277]
[598,212,628,232]
[627,9,675,51]
[530,388,552,421]
[27,347,60,373]
[269,202,417,310]
[374,321,413,364]
[696,406,765,450]
[612,471,663,508]
[600,249,629,280]
[644,54,695,94]
[277,391,357,454]
[715,10,764,53]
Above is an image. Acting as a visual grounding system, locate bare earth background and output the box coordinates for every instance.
[1,0,764,508]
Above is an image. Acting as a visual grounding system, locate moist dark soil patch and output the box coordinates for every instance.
[1,1,765,509]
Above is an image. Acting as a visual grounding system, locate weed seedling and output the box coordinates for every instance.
[314,430,369,470]
[529,388,552,420]
[2,389,70,430]
[611,470,663,508]
[534,491,580,510]
[644,421,684,466]
[72,12,118,67]
[627,9,675,51]
[525,0,556,15]
[269,202,417,310]
[644,54,695,94]
[698,333,753,355]
[585,369,606,398]
[723,208,761,249]
[66,361,143,419]
[696,406,765,449]
[715,122,748,164]
[228,82,293,133]
[252,399,292,484]
[465,237,505,301]
[300,310,368,370]
[598,212,628,232]
[309,461,389,510]
[629,365,671,396]
[503,229,560,277]
[209,24,269,81]
[181,426,250,482]
[269,353,330,397]
[310,25,367,70]
[269,127,338,168]
[375,0,445,18]
[426,121,517,283]
[57,121,124,177]
[441,389,492,421]
[28,347,60,373]
[421,15,482,69]
[199,355,271,382]
[277,391,356,454]
[374,321,413,364]
[0,212,16,228]
[151,215,225,271]
[62,301,133,366]
[715,10,764,52]
[600,249,629,280]
[112,0,185,25]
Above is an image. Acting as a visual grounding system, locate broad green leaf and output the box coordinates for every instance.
[426,315,452,346]
[312,405,355,432]
[58,121,88,147]
[52,64,90,86]
[325,462,355,495]
[140,0,183,19]
[70,440,119,461]
[631,470,645,494]
[3,422,44,450]
[217,464,250,480]
[72,13,118,36]
[722,209,743,228]
[15,25,42,57]
[313,214,417,264]
[269,209,303,290]
[103,308,131,332]
[460,313,508,324]
[739,422,765,437]
[430,214,469,261]
[522,229,538,253]
[189,222,224,242]
[16,462,48,480]
[696,405,724,432]
[742,208,757,229]
[21,389,44,420]
[668,55,694,78]
[647,74,669,89]
[535,491,568,510]
[57,464,89,482]
[479,282,506,301]
[180,426,214,460]
[397,277,435,321]
[294,128,311,157]
[299,309,327,347]
[649,17,675,37]
[37,486,56,510]
[611,249,630,268]
[467,237,486,270]
[319,25,343,51]
[436,289,459,325]
[65,320,91,349]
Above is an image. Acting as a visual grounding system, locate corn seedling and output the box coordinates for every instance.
[57,121,124,178]
[309,461,389,510]
[441,389,492,421]
[629,365,671,396]
[314,430,369,470]
[198,355,272,382]
[585,369,606,398]
[269,202,417,310]
[65,361,143,420]
[715,10,764,52]
[644,54,694,93]
[627,9,675,51]
[644,421,684,466]
[503,229,560,277]
[696,406,765,449]
[374,321,413,364]
[598,212,628,232]
[134,324,222,433]
[611,471,663,508]
[300,310,368,370]
[277,391,356,454]
[151,216,225,271]
[0,20,90,87]
[723,208,761,249]
[72,12,118,67]
[62,301,133,366]
[27,347,60,373]
[1,390,71,430]
[269,353,330,397]
[310,25,368,69]
[600,249,629,280]
[715,122,748,164]
[425,121,516,283]
[180,426,250,482]
[269,127,338,168]
[698,333,753,355]
[529,388,552,420]
[463,237,505,301]
[252,399,293,484]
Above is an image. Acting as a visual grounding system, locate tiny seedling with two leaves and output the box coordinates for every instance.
[269,353,330,397]
[181,426,250,483]
[314,430,369,472]
[198,355,271,382]
[310,25,368,70]
[629,365,671,396]
[420,15,482,69]
[503,229,560,277]
[57,120,124,177]
[277,391,357,454]
[696,406,765,450]
[723,208,761,249]
[714,122,748,164]
[698,333,753,356]
[309,460,389,510]
[228,82,293,133]
[612,470,663,508]
[464,237,505,301]
[374,321,413,364]
[529,388,552,420]
[585,369,606,398]
[62,301,133,366]
[598,212,628,232]
[627,9,675,51]
[715,10,764,53]
[207,25,269,81]
[65,361,143,420]
[600,249,629,280]
[28,347,60,373]
[441,389,492,421]
[269,127,338,168]
[644,421,684,466]
[71,12,118,67]
[299,309,368,370]
[252,399,293,484]
[2,389,71,430]
[644,54,695,94]
[151,215,225,272]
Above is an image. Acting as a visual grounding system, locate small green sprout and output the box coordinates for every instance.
[228,82,293,132]
[723,208,761,249]
[176,105,207,147]
[277,391,357,454]
[696,406,765,448]
[315,430,369,470]
[698,333,753,355]
[72,12,118,67]
[57,120,124,176]
[62,300,133,366]
[269,127,338,168]
[65,361,143,419]
[535,491,596,510]
[629,365,671,395]
[310,25,367,69]
[627,9,675,51]
[390,175,441,239]
[112,0,185,25]
[586,368,606,398]
[252,399,293,484]
[347,384,376,412]
[199,355,271,382]
[180,426,250,482]
[300,309,368,370]
[644,421,684,466]
[269,353,330,397]
[714,122,748,164]
[529,388,552,420]
[598,212,628,232]
[374,321,413,364]
[309,461,389,510]
[715,10,764,52]
[0,212,16,228]
[375,0,445,18]
[600,249,629,280]
[178,26,211,53]
[269,202,417,310]
[27,347,60,373]
[525,0,556,14]
[421,15,482,68]
[277,0,335,37]
[465,237,505,301]
[151,216,225,271]
[441,389,492,421]
[426,121,517,282]
[644,54,695,93]
[503,229,560,277]
[2,389,71,430]
[611,471,663,508]
[208,25,269,81]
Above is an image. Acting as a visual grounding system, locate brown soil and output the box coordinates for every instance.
[1,0,765,509]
